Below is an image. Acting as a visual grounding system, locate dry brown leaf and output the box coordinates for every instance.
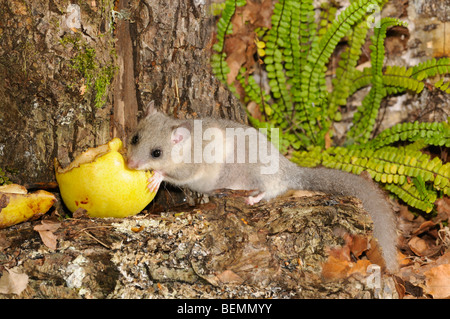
[413,220,436,236]
[424,264,450,298]
[73,207,89,219]
[399,204,416,221]
[216,270,245,285]
[408,236,429,256]
[34,220,61,232]
[0,233,10,250]
[225,37,248,85]
[328,245,351,262]
[321,255,351,280]
[239,0,272,28]
[246,101,262,120]
[349,234,369,258]
[408,235,441,258]
[435,197,450,215]
[0,267,29,295]
[434,252,450,266]
[366,239,386,269]
[34,220,61,250]
[435,197,450,221]
[347,259,373,276]
[398,251,412,266]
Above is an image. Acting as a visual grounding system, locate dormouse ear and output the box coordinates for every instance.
[170,122,192,145]
[143,101,158,118]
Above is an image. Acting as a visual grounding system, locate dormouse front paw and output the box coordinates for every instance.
[148,171,164,193]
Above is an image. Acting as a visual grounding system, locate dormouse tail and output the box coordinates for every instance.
[292,167,398,272]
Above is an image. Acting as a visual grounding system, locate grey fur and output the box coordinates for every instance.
[127,111,398,272]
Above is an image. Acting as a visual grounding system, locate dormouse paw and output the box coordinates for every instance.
[148,171,164,193]
[245,192,265,205]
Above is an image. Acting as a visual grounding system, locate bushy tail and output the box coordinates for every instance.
[291,167,398,272]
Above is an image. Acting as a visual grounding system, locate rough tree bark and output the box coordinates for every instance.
[0,0,245,186]
[129,0,246,121]
[0,0,116,185]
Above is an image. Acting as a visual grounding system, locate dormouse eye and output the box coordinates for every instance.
[151,148,162,158]
[130,134,139,145]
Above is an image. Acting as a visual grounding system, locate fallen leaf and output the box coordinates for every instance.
[398,251,412,266]
[239,0,272,28]
[216,270,245,284]
[34,220,61,232]
[321,255,351,280]
[73,207,89,219]
[408,235,441,258]
[225,37,248,85]
[0,267,29,295]
[434,252,450,266]
[424,264,450,298]
[435,197,450,220]
[365,239,386,269]
[393,277,406,299]
[413,220,436,236]
[328,245,351,262]
[246,101,262,120]
[0,233,10,250]
[348,234,369,258]
[408,236,429,256]
[34,220,61,250]
[348,259,373,276]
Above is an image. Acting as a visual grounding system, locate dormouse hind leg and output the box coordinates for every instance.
[246,192,266,205]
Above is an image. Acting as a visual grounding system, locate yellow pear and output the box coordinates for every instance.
[0,184,56,228]
[55,138,159,218]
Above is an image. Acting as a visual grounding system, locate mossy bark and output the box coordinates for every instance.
[0,0,244,186]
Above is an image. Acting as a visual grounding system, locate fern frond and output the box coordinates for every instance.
[329,20,370,119]
[301,0,382,105]
[434,78,450,94]
[298,0,383,146]
[348,67,373,95]
[383,65,425,93]
[364,120,450,149]
[264,0,293,114]
[289,0,316,102]
[385,182,437,213]
[211,0,246,86]
[236,67,272,115]
[411,57,450,81]
[291,146,324,167]
[348,17,407,143]
[317,144,449,212]
[317,2,338,37]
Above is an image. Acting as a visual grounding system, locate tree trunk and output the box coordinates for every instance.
[130,0,246,123]
[0,0,116,185]
[0,0,245,186]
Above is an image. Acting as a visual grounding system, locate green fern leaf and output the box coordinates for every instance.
[348,17,407,143]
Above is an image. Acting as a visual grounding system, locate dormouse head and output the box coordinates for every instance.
[126,102,193,176]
